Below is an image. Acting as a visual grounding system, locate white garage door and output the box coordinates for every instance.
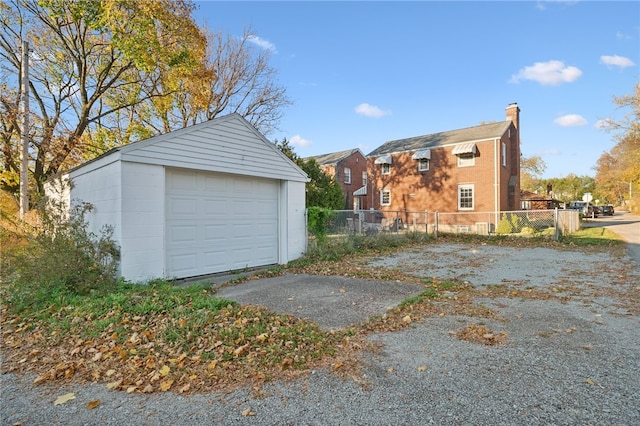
[166,168,279,278]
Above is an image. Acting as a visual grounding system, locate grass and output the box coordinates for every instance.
[560,226,626,246]
[1,222,628,394]
[1,279,343,393]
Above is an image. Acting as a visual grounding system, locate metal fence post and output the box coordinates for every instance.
[434,211,439,239]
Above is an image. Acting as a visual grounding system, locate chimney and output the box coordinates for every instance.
[505,102,520,130]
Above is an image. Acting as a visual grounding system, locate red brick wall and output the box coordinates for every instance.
[369,139,513,213]
[320,151,367,209]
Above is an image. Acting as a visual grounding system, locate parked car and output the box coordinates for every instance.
[567,201,598,217]
[600,205,614,216]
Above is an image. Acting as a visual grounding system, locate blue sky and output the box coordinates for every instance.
[193,1,639,179]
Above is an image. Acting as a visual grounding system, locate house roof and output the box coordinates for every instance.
[520,190,554,201]
[307,148,363,166]
[367,121,512,157]
[66,113,309,183]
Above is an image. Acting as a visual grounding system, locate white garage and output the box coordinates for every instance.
[54,114,308,282]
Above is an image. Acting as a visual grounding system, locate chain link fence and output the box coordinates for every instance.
[317,209,580,240]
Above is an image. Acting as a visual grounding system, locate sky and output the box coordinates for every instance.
[193,1,639,179]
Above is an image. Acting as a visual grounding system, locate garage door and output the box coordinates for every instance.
[166,168,279,278]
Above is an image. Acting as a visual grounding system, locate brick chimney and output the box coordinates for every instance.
[505,103,520,130]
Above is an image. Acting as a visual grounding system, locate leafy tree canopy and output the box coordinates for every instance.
[274,138,343,209]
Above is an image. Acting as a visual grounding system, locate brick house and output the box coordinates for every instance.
[307,148,368,209]
[521,190,560,210]
[365,104,521,225]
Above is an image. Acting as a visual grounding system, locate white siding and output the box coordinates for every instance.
[121,114,307,183]
[68,160,123,245]
[120,162,165,281]
[281,181,307,263]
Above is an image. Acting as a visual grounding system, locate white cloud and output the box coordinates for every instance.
[354,103,391,118]
[554,114,588,127]
[595,119,613,129]
[246,35,277,53]
[600,55,635,69]
[616,31,632,40]
[509,60,582,85]
[290,134,312,147]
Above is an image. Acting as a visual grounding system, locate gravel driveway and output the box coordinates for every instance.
[2,237,639,425]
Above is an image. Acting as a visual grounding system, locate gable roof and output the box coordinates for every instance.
[68,113,309,182]
[368,121,512,157]
[306,148,363,166]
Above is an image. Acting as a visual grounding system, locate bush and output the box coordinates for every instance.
[2,191,120,313]
[307,206,335,244]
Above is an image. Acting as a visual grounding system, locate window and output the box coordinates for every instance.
[380,189,391,206]
[381,163,391,175]
[502,142,507,167]
[362,171,367,187]
[458,184,474,210]
[457,153,475,167]
[418,158,429,171]
[344,167,351,184]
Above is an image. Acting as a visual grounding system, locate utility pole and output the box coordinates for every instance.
[20,40,29,219]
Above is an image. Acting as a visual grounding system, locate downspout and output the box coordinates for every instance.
[494,138,500,227]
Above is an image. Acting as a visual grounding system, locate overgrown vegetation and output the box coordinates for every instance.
[2,192,120,312]
[1,203,630,395]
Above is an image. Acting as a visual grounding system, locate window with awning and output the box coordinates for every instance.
[374,154,392,164]
[411,149,431,160]
[452,143,477,155]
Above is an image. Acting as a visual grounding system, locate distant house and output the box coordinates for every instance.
[307,148,368,209]
[366,104,521,226]
[50,113,309,281]
[520,190,560,210]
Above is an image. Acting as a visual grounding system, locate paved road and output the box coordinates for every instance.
[583,210,640,265]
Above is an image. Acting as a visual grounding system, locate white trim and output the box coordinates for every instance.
[458,184,474,210]
[380,189,391,206]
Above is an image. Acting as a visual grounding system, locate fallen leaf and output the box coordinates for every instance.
[339,287,346,293]
[142,384,154,393]
[159,365,170,377]
[178,384,191,393]
[126,386,137,394]
[417,365,427,372]
[242,407,256,416]
[332,361,344,370]
[54,393,76,405]
[207,360,218,370]
[159,379,174,392]
[402,315,412,324]
[87,400,100,410]
[106,379,123,390]
[585,378,595,385]
[105,369,116,377]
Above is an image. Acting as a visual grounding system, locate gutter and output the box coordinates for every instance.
[494,138,500,226]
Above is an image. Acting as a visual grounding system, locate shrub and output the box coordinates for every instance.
[2,189,120,313]
[307,206,335,243]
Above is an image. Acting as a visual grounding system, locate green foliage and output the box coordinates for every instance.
[496,213,532,234]
[307,206,335,243]
[273,139,344,209]
[2,187,121,313]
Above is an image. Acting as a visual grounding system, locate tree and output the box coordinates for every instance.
[274,138,343,209]
[0,0,291,201]
[520,155,547,193]
[593,84,640,211]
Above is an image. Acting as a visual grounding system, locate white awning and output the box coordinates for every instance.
[353,185,367,196]
[374,154,392,164]
[412,149,431,160]
[452,143,477,155]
